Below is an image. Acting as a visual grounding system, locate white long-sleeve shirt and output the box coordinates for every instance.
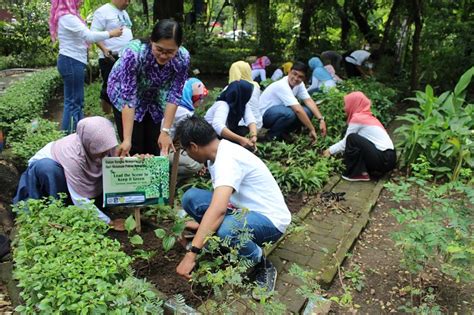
[329,123,394,155]
[58,14,110,64]
[238,83,262,129]
[29,142,111,223]
[204,100,256,136]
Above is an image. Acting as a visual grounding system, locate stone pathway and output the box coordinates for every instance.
[0,69,37,95]
[267,175,387,314]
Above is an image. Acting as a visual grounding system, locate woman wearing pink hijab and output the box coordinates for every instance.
[14,117,125,230]
[323,92,396,181]
[251,56,271,81]
[49,0,122,134]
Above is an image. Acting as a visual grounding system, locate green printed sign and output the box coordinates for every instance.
[102,156,169,207]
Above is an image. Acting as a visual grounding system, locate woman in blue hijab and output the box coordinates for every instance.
[307,57,336,94]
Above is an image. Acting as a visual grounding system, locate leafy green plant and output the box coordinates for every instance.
[288,264,326,305]
[389,178,473,283]
[9,118,64,165]
[13,198,163,314]
[0,68,61,133]
[84,80,109,117]
[342,264,366,292]
[395,67,474,180]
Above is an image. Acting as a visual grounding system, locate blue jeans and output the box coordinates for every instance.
[182,188,283,263]
[57,54,86,134]
[13,158,68,204]
[262,105,313,139]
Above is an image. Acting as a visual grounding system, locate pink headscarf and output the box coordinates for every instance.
[51,117,118,198]
[49,0,85,41]
[252,56,271,70]
[344,92,384,128]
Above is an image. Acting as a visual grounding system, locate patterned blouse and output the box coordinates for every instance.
[107,40,190,123]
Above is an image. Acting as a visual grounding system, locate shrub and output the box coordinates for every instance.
[84,80,107,117]
[13,198,163,314]
[0,68,61,133]
[9,118,64,166]
[395,67,474,180]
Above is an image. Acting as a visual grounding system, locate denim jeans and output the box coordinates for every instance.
[182,188,283,263]
[57,54,86,134]
[262,105,313,139]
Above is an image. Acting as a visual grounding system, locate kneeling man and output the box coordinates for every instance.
[175,116,291,295]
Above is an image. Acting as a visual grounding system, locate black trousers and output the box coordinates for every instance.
[343,61,363,78]
[343,133,396,177]
[99,56,117,104]
[113,107,161,155]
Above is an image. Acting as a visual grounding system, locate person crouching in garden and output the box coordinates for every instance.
[107,19,189,157]
[166,78,208,178]
[13,117,125,230]
[175,116,291,297]
[204,80,259,151]
[323,92,396,181]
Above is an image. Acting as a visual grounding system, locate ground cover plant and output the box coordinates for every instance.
[13,198,163,314]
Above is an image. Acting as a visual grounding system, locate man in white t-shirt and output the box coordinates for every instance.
[175,116,291,298]
[91,0,133,114]
[343,49,376,78]
[259,61,327,141]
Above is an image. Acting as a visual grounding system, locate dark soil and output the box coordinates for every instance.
[326,187,474,313]
[105,190,306,308]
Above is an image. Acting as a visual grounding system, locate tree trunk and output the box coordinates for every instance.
[256,0,274,52]
[153,0,184,23]
[337,0,351,50]
[141,0,149,24]
[297,0,319,52]
[410,0,423,90]
[350,0,379,44]
[380,0,401,53]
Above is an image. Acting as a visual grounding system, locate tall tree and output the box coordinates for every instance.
[349,0,379,44]
[297,0,319,52]
[141,0,149,24]
[409,0,423,90]
[153,0,184,23]
[335,0,351,50]
[256,0,274,52]
[380,0,401,53]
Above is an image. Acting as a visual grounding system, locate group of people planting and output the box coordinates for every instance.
[10,0,395,298]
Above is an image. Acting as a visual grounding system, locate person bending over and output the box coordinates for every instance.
[323,92,396,181]
[175,116,291,297]
[13,117,125,230]
[204,80,258,151]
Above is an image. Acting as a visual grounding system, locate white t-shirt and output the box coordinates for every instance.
[91,3,133,58]
[329,123,394,155]
[271,68,284,81]
[204,100,256,136]
[28,142,111,223]
[167,106,194,139]
[58,14,110,64]
[345,50,371,66]
[259,76,311,115]
[208,140,291,232]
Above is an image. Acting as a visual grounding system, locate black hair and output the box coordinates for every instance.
[291,61,308,76]
[150,19,183,46]
[175,116,217,148]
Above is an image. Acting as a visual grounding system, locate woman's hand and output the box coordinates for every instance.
[239,137,255,150]
[116,140,131,158]
[108,27,123,38]
[158,132,175,156]
[322,149,331,157]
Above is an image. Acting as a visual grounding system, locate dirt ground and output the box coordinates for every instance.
[326,187,474,314]
[106,192,305,308]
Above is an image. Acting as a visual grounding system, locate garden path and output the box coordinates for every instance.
[266,175,388,313]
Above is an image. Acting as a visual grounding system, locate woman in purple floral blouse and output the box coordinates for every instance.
[108,19,189,156]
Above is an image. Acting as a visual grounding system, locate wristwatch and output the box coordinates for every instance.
[189,245,202,255]
[318,116,325,121]
[161,127,171,135]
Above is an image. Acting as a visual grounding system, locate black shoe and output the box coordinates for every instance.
[252,257,277,300]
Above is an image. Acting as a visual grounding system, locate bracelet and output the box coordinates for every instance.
[161,127,171,135]
[248,133,257,138]
[189,245,202,255]
[318,116,325,121]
